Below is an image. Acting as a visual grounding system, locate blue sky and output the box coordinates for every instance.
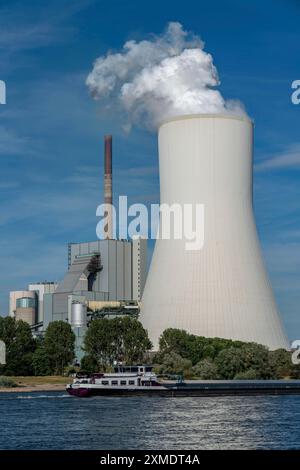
[0,0,299,341]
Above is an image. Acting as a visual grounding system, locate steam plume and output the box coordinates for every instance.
[86,22,246,130]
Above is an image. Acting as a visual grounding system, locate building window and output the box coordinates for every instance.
[101,381,109,385]
[120,380,127,385]
[129,380,135,385]
[111,380,118,385]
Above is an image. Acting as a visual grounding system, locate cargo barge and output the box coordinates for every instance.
[66,365,300,397]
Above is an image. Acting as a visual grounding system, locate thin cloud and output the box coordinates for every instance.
[0,126,37,156]
[255,143,300,171]
[0,0,94,59]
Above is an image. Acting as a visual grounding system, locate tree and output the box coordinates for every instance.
[115,316,152,364]
[215,343,272,379]
[239,343,271,379]
[83,317,152,370]
[154,352,192,377]
[32,339,52,376]
[157,328,246,365]
[215,347,245,379]
[80,355,98,374]
[0,316,16,345]
[44,321,75,375]
[0,317,36,376]
[83,318,117,369]
[268,349,292,379]
[158,329,197,360]
[154,328,294,380]
[191,358,219,379]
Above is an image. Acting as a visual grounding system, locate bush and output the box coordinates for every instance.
[80,355,99,374]
[154,328,297,381]
[0,376,17,388]
[158,328,250,365]
[191,359,219,379]
[239,343,271,379]
[268,349,292,379]
[64,365,80,376]
[234,369,260,380]
[291,364,300,379]
[215,347,245,379]
[154,352,192,377]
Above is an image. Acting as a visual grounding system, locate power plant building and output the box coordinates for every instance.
[9,290,36,318]
[9,284,57,326]
[9,291,36,325]
[140,114,289,351]
[8,133,148,360]
[28,282,58,323]
[43,237,147,329]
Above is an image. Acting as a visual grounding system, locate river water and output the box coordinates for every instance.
[0,392,299,449]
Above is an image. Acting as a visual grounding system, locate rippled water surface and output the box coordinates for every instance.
[0,392,299,449]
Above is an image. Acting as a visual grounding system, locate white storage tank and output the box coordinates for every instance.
[71,301,87,327]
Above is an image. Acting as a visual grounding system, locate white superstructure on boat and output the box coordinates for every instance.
[66,365,167,397]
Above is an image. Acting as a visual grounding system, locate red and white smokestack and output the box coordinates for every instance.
[104,135,113,239]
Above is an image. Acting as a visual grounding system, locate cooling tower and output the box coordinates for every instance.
[140,114,288,350]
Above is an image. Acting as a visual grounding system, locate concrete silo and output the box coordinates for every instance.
[140,114,288,350]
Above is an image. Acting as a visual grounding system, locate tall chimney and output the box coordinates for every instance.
[104,135,113,239]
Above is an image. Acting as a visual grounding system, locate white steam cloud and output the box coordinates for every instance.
[86,22,246,130]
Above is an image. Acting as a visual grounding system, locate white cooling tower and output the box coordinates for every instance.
[140,114,288,350]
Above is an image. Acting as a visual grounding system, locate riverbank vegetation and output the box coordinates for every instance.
[153,329,296,380]
[0,375,70,392]
[0,317,75,376]
[82,317,152,372]
[0,376,17,388]
[0,315,297,380]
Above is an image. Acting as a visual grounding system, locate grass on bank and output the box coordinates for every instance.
[0,376,70,388]
[0,376,18,388]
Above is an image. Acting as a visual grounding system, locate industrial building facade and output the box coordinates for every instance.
[9,282,58,326]
[9,237,147,360]
[44,237,147,328]
[8,240,147,323]
[68,238,145,301]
